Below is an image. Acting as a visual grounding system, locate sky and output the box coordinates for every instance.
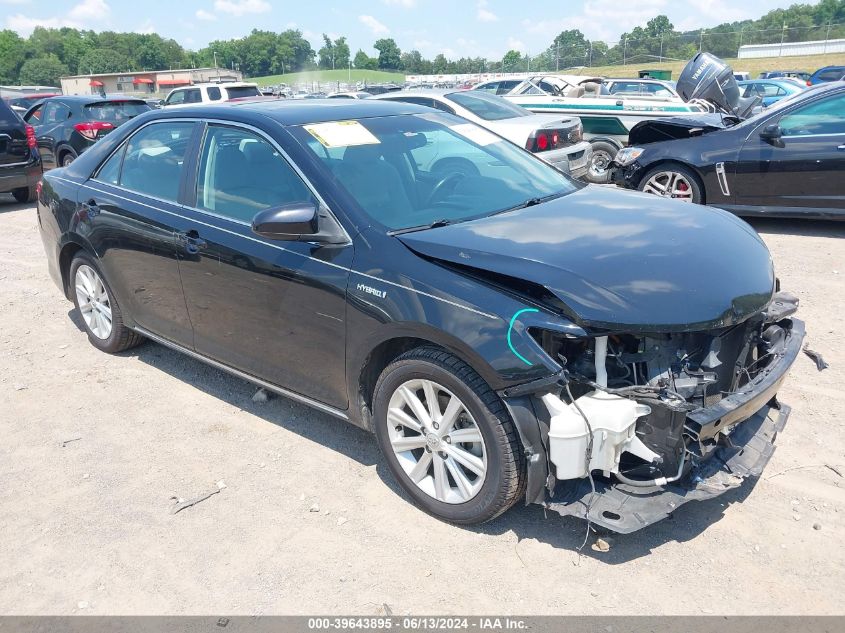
[1,0,814,59]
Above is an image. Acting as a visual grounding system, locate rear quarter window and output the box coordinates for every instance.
[0,99,21,127]
[224,86,260,100]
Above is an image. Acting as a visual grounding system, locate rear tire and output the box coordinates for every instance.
[586,140,618,184]
[69,252,143,354]
[373,346,525,525]
[60,149,77,167]
[12,185,36,203]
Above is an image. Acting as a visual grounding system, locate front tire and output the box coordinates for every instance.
[69,252,143,353]
[638,164,703,204]
[373,347,525,524]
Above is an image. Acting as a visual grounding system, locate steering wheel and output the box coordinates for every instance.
[425,172,466,207]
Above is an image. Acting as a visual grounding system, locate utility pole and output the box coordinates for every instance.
[623,35,627,65]
[348,60,351,83]
[738,26,744,57]
[555,42,559,72]
[659,32,664,62]
[824,20,832,53]
[779,22,787,57]
[589,40,593,67]
[699,29,705,52]
[213,51,220,81]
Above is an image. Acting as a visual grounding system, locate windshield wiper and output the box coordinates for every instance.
[389,218,452,235]
[490,191,568,217]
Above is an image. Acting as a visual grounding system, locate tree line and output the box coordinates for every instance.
[1,0,843,87]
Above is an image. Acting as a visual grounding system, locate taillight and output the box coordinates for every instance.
[528,129,568,153]
[35,181,42,198]
[74,121,115,141]
[536,133,549,151]
[806,80,812,86]
[25,124,36,149]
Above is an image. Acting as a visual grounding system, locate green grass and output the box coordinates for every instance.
[249,69,405,86]
[571,53,845,80]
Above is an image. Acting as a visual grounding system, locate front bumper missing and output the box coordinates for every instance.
[501,317,805,533]
[546,401,789,533]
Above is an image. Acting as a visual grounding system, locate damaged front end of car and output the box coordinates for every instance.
[502,291,803,533]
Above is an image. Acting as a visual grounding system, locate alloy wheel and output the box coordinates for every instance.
[74,264,112,340]
[588,150,612,179]
[62,154,75,167]
[386,378,487,504]
[642,171,694,201]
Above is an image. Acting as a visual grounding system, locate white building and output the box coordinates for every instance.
[738,38,845,59]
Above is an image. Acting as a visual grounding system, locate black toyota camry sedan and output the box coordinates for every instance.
[37,99,804,533]
[611,81,845,219]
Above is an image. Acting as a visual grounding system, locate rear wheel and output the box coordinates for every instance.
[69,252,143,353]
[585,140,618,184]
[373,346,525,524]
[60,150,77,167]
[638,164,703,204]
[12,185,36,203]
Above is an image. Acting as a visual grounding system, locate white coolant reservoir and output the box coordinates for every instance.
[543,391,657,480]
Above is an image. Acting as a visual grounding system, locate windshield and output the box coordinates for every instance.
[447,91,529,120]
[292,112,577,231]
[84,101,150,123]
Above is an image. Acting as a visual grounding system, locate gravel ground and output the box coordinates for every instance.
[1,195,843,615]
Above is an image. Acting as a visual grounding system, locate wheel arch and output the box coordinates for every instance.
[351,326,507,432]
[637,159,706,204]
[55,144,78,165]
[57,236,97,300]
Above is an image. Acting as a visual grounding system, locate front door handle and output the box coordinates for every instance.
[838,144,845,151]
[177,230,207,254]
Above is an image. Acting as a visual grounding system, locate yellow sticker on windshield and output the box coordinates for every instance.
[449,123,500,146]
[304,121,381,148]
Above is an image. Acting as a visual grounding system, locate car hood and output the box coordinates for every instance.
[398,186,775,332]
[627,113,738,145]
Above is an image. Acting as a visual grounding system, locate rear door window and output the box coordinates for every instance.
[184,89,202,104]
[118,122,195,202]
[817,68,845,82]
[207,87,222,101]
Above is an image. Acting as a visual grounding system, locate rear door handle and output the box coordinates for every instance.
[177,230,207,254]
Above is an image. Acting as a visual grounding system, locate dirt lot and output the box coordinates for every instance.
[1,196,843,615]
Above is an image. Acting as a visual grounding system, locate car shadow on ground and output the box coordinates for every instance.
[67,307,761,562]
[0,194,34,213]
[748,217,845,238]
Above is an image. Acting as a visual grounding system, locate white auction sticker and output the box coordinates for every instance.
[449,123,500,146]
[304,120,381,148]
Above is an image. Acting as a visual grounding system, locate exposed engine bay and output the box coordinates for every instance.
[528,291,802,529]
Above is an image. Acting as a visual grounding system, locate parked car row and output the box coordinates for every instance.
[609,55,845,219]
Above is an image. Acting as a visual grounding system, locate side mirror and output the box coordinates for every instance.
[252,203,318,240]
[759,123,783,144]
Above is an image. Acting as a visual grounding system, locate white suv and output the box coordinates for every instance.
[163,82,261,107]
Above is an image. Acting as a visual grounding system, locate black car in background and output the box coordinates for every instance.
[612,81,845,218]
[24,96,150,169]
[0,97,41,203]
[37,100,803,533]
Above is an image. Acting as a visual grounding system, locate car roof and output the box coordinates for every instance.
[372,89,455,98]
[42,95,147,104]
[143,99,433,126]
